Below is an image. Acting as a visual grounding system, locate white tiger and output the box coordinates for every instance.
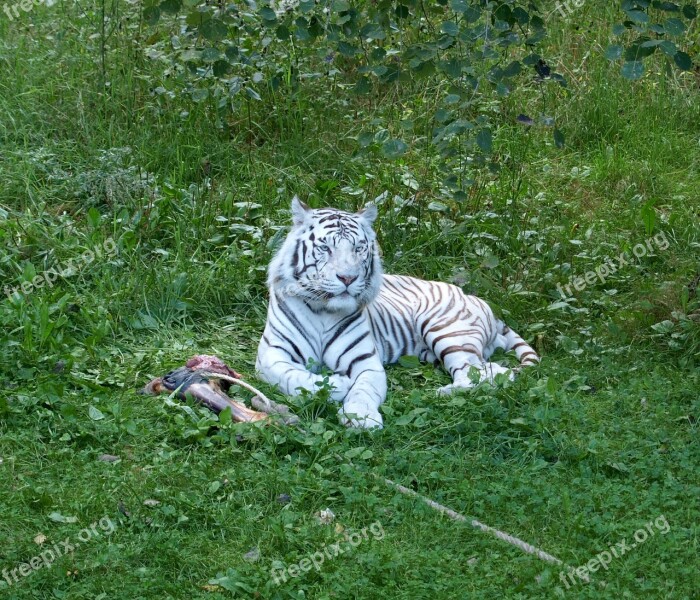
[256,197,539,429]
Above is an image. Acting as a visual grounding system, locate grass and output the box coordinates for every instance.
[0,2,698,599]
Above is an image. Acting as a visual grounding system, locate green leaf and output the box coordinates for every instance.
[654,2,680,12]
[89,405,105,420]
[476,128,492,153]
[185,10,208,26]
[605,45,624,60]
[625,9,649,23]
[360,23,385,41]
[208,569,254,594]
[191,88,209,102]
[213,59,230,77]
[439,58,465,78]
[664,17,686,35]
[512,7,530,25]
[358,131,375,147]
[374,129,390,143]
[87,207,100,228]
[621,61,644,80]
[395,4,409,18]
[200,19,228,41]
[143,5,160,25]
[427,201,448,212]
[159,0,181,14]
[344,446,365,459]
[245,87,261,101]
[259,7,277,21]
[441,21,459,36]
[201,47,221,62]
[502,60,522,77]
[381,139,408,159]
[682,4,697,19]
[625,40,658,60]
[395,413,414,426]
[553,128,565,149]
[641,203,656,235]
[338,41,358,56]
[353,76,371,95]
[481,254,499,269]
[398,355,421,368]
[673,51,692,70]
[659,40,678,56]
[294,17,310,41]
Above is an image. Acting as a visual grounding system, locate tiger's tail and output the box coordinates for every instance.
[499,322,539,367]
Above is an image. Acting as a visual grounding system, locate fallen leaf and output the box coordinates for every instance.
[315,508,335,525]
[34,533,47,545]
[98,454,120,463]
[243,547,260,562]
[88,406,105,421]
[48,512,78,524]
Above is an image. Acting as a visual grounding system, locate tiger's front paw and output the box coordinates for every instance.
[436,381,476,396]
[339,401,383,430]
[328,374,352,402]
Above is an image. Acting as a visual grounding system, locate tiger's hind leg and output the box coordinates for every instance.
[428,333,511,395]
[436,357,513,395]
[421,287,515,395]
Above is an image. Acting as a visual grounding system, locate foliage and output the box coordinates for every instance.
[607,0,697,79]
[143,0,567,200]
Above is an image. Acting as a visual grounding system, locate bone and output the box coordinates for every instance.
[139,356,298,425]
[198,372,299,425]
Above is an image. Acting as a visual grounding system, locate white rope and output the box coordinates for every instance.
[381,476,566,566]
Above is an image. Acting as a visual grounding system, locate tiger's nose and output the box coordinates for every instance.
[337,274,358,287]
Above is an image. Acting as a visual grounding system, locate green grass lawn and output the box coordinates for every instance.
[1,1,698,598]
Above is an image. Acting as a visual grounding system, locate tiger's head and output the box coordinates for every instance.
[268,197,383,313]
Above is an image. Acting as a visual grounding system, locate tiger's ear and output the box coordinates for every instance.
[291,195,311,227]
[359,204,378,225]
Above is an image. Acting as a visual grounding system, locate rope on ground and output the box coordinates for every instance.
[381,476,564,566]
